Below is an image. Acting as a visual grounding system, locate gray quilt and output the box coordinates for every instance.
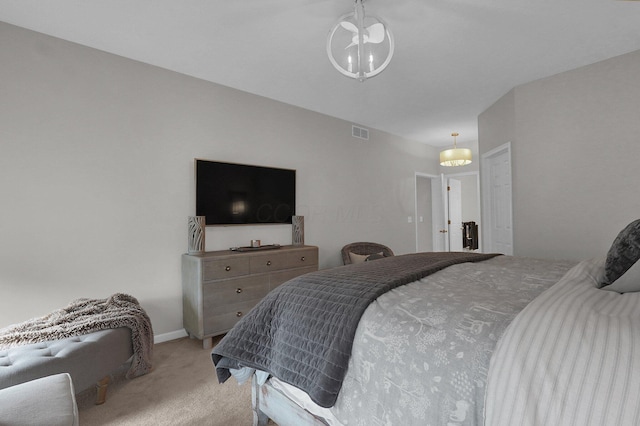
[212,251,499,408]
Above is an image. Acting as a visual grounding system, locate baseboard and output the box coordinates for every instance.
[154,329,188,344]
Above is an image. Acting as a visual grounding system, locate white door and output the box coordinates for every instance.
[448,179,463,251]
[431,175,448,251]
[481,143,513,255]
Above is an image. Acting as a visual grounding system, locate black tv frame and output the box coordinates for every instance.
[195,159,296,226]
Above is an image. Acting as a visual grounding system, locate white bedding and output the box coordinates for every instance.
[485,257,640,426]
[269,377,344,426]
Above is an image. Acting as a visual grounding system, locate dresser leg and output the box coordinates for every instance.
[202,337,213,349]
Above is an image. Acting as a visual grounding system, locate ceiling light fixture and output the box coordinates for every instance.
[326,0,394,82]
[440,133,472,167]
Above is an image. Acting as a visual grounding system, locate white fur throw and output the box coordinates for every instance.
[0,293,153,379]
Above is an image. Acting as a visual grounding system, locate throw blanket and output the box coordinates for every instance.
[212,251,499,408]
[0,293,153,379]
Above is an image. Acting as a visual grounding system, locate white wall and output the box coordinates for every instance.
[479,49,640,260]
[0,23,439,335]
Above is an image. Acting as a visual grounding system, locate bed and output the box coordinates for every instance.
[212,220,640,426]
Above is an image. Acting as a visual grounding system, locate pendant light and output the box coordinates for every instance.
[440,133,472,167]
[327,0,394,82]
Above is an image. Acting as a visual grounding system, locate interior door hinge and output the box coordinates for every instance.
[448,219,451,225]
[447,186,450,191]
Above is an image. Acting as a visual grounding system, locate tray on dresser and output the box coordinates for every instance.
[231,244,282,252]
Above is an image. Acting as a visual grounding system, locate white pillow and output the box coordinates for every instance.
[348,251,383,264]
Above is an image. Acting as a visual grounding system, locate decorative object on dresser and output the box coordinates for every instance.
[182,245,318,349]
[292,215,304,246]
[187,216,206,254]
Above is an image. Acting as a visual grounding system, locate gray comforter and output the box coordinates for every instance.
[330,255,576,425]
[212,252,499,408]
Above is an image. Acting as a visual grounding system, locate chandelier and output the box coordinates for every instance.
[440,133,472,167]
[326,0,394,82]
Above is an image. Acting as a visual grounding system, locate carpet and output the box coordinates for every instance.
[78,336,253,425]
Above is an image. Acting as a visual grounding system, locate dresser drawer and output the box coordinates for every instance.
[203,275,269,309]
[270,266,318,290]
[203,299,261,336]
[203,257,250,280]
[250,247,318,273]
[279,247,318,268]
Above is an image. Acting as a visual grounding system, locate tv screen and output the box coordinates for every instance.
[195,159,296,225]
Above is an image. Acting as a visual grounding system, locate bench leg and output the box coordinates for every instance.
[95,375,111,405]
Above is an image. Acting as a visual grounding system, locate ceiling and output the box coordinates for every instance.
[1,0,639,148]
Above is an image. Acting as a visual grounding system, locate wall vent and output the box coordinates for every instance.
[352,125,369,140]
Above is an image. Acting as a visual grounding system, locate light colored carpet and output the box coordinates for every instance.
[77,336,254,425]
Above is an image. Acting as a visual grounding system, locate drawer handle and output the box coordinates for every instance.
[225,266,231,272]
[236,311,243,317]
[301,256,306,261]
[236,288,243,294]
[266,261,272,266]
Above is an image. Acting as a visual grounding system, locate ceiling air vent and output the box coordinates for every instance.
[352,125,369,140]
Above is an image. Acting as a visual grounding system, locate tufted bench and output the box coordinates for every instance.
[0,327,133,404]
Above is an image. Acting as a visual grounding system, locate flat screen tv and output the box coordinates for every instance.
[195,159,296,225]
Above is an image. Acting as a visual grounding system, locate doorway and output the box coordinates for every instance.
[415,172,481,253]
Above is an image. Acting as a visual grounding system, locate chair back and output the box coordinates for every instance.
[341,242,394,265]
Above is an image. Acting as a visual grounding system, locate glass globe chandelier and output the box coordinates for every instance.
[440,133,472,167]
[326,0,394,82]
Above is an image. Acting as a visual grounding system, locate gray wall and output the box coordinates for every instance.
[0,23,439,336]
[479,49,640,260]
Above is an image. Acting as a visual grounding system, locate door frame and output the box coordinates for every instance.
[480,142,513,254]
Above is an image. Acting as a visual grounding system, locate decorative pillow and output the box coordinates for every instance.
[349,251,384,264]
[601,219,640,288]
[602,257,640,293]
[365,253,385,261]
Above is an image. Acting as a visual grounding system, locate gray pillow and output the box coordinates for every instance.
[365,253,385,261]
[601,219,640,287]
[602,258,640,293]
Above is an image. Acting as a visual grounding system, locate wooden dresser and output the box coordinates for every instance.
[182,245,318,348]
